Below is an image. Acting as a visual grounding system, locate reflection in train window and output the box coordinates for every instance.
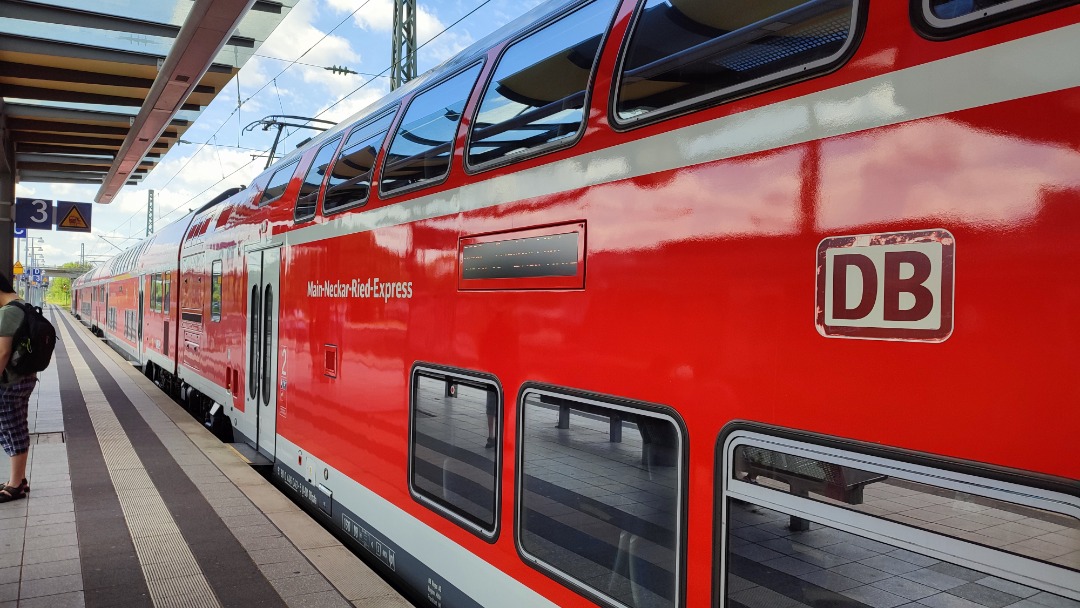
[919,0,1064,33]
[615,0,861,124]
[466,0,618,170]
[381,64,483,195]
[260,285,273,406]
[210,260,222,322]
[733,444,1080,570]
[929,0,1030,17]
[295,137,341,221]
[725,502,1079,608]
[518,390,684,608]
[258,159,299,206]
[720,431,1080,607]
[410,368,500,538]
[151,274,163,311]
[163,273,171,314]
[324,110,396,213]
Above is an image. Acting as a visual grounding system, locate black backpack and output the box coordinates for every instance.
[5,301,56,375]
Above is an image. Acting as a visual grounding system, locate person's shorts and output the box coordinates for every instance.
[0,376,37,456]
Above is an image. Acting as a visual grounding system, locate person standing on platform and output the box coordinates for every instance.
[0,274,36,502]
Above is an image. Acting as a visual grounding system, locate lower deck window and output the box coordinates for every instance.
[410,367,500,538]
[518,389,684,608]
[719,431,1079,608]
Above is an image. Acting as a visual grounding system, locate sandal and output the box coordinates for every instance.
[0,483,25,503]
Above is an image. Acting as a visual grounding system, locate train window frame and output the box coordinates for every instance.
[516,384,689,608]
[463,0,620,174]
[408,364,502,541]
[378,62,484,199]
[260,284,273,406]
[210,260,222,322]
[257,159,300,207]
[713,423,1080,607]
[150,276,162,313]
[322,107,398,216]
[294,136,343,223]
[163,272,171,315]
[912,0,1077,40]
[248,285,260,400]
[610,0,866,130]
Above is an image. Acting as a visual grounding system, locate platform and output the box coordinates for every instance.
[0,305,413,608]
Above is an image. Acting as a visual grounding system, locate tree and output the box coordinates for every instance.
[46,261,92,305]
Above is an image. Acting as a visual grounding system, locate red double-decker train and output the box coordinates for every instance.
[72,0,1079,606]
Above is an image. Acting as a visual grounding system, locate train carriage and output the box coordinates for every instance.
[85,0,1079,606]
[72,263,113,336]
[174,180,282,445]
[138,211,198,390]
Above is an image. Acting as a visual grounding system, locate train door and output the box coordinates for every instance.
[244,247,280,460]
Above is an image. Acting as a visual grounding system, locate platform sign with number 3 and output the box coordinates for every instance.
[14,198,55,231]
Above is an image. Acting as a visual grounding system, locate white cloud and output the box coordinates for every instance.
[315,84,390,123]
[327,0,473,68]
[144,147,265,215]
[238,0,364,121]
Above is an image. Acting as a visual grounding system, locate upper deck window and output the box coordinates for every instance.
[916,0,1069,37]
[295,136,342,222]
[324,110,396,214]
[466,0,619,171]
[258,159,299,206]
[614,0,862,126]
[380,64,483,196]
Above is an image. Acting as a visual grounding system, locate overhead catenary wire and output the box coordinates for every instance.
[100,0,378,239]
[152,0,377,194]
[253,54,390,79]
[316,0,496,121]
[110,0,505,245]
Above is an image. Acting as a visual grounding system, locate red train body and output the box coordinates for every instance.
[73,1,1079,606]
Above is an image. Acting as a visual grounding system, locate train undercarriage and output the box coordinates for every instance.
[142,361,234,443]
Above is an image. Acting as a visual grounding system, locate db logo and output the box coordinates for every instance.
[816,230,954,342]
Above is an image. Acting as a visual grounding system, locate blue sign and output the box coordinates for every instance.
[13,227,25,238]
[30,268,43,280]
[14,198,54,231]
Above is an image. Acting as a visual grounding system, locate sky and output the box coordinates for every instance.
[13,0,545,268]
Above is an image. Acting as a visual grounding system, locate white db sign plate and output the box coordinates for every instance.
[816,229,955,342]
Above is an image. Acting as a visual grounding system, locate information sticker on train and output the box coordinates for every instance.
[816,229,954,342]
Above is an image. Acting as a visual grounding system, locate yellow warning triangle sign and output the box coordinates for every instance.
[59,205,89,230]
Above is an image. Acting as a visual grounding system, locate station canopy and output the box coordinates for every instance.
[0,0,296,202]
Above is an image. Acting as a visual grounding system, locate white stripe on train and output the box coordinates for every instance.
[273,434,562,608]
